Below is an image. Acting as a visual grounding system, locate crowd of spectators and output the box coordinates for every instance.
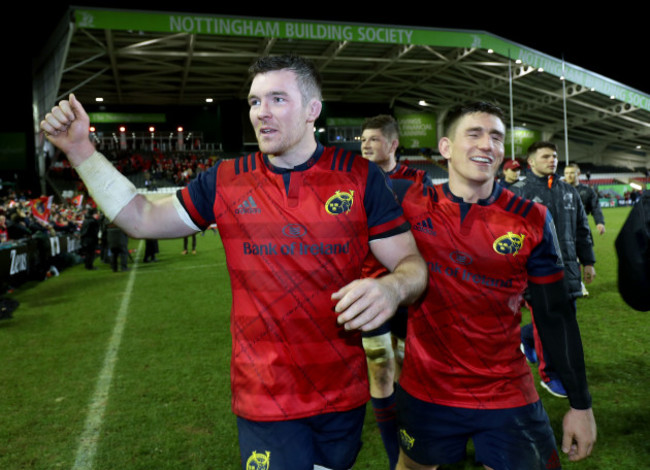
[0,189,93,297]
[48,148,219,190]
[0,189,88,244]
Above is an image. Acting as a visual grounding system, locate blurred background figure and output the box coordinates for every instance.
[80,208,99,270]
[182,233,196,255]
[106,223,129,272]
[616,190,650,312]
[143,239,159,263]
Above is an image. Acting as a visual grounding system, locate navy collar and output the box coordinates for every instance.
[263,141,323,174]
[442,181,503,206]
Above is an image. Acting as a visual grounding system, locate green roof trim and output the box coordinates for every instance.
[74,8,650,111]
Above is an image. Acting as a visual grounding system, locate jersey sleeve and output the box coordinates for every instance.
[527,208,592,409]
[390,178,415,204]
[526,209,565,284]
[364,162,410,241]
[176,161,222,230]
[528,280,592,409]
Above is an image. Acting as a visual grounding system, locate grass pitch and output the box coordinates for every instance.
[0,206,648,469]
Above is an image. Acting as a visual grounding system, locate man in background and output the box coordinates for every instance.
[499,158,521,187]
[564,163,605,236]
[511,141,595,398]
[80,208,99,271]
[360,114,431,469]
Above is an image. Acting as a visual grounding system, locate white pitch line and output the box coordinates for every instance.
[72,239,143,470]
[136,262,225,274]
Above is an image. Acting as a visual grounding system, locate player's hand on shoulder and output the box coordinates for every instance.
[332,277,399,331]
[562,407,596,461]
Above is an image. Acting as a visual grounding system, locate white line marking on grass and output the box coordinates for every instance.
[137,262,225,274]
[72,239,143,470]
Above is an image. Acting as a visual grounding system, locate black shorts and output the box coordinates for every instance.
[237,405,365,470]
[396,386,561,469]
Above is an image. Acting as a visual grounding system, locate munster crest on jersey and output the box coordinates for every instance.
[325,190,355,215]
[246,450,270,470]
[493,232,525,256]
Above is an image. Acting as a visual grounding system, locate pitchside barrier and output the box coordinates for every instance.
[0,233,81,289]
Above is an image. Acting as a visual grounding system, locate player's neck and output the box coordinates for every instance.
[448,177,494,203]
[268,138,318,169]
[380,158,398,173]
[530,168,549,178]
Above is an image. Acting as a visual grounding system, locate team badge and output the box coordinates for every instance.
[246,450,270,470]
[325,190,355,215]
[399,429,415,450]
[493,232,525,256]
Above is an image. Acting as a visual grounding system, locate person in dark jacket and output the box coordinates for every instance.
[498,158,521,188]
[510,141,596,399]
[80,208,99,270]
[106,223,129,272]
[616,190,650,311]
[564,163,605,236]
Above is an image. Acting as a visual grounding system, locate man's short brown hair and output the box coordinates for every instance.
[362,115,399,142]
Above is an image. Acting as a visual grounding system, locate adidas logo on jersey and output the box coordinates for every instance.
[414,217,436,236]
[235,196,262,214]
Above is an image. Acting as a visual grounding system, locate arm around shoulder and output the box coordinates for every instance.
[332,230,427,331]
[370,230,428,306]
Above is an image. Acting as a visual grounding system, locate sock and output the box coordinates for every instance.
[371,392,398,470]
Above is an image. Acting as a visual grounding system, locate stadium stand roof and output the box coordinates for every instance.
[34,7,650,168]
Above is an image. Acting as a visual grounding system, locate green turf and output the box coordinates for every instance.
[0,206,648,469]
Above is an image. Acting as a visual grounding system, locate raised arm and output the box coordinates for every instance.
[40,94,197,239]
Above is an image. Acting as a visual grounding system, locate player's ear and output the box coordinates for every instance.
[439,137,451,161]
[306,99,322,123]
[389,138,399,155]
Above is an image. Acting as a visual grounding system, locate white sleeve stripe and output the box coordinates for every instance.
[172,194,202,232]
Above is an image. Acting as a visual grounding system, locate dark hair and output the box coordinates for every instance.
[443,102,505,138]
[248,54,322,102]
[362,114,399,141]
[527,141,558,157]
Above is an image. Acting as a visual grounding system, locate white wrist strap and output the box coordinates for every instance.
[74,151,138,221]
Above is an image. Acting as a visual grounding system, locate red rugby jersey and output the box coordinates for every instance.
[178,144,409,421]
[398,182,564,409]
